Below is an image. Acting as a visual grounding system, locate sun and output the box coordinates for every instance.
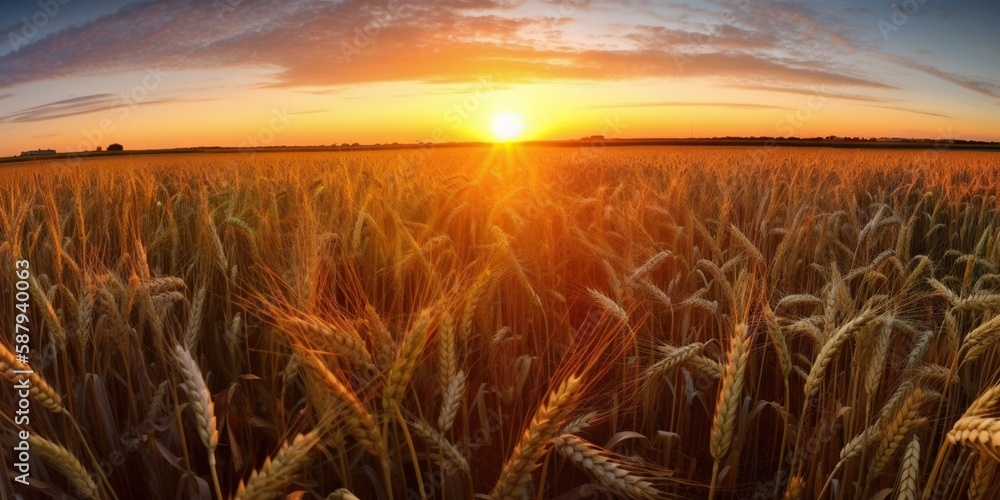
[490,112,525,141]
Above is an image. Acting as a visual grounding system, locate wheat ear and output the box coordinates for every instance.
[301,354,384,458]
[805,311,873,400]
[183,287,206,351]
[0,342,63,413]
[438,370,466,433]
[644,342,706,381]
[895,436,920,500]
[326,489,361,500]
[278,314,373,370]
[490,375,582,499]
[382,309,431,418]
[968,453,997,500]
[29,434,99,499]
[234,431,320,500]
[437,312,457,394]
[553,434,659,499]
[409,419,470,474]
[172,344,221,499]
[870,387,933,477]
[710,324,751,485]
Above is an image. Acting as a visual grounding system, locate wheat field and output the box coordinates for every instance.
[2,146,1000,499]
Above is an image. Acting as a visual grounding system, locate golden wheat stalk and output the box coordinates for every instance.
[552,434,659,499]
[382,309,431,418]
[438,370,466,433]
[409,418,470,474]
[437,312,457,394]
[301,354,385,458]
[804,310,874,400]
[645,342,706,381]
[490,375,582,499]
[961,313,1000,363]
[708,322,751,499]
[711,323,751,462]
[947,417,1000,452]
[895,435,920,500]
[172,344,221,498]
[278,314,374,370]
[968,453,996,500]
[326,489,361,500]
[870,387,933,477]
[28,434,99,499]
[0,342,63,413]
[234,431,320,500]
[587,288,628,324]
[764,303,792,379]
[184,286,206,351]
[629,250,671,283]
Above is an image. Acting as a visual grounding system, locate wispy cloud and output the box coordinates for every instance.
[587,101,783,110]
[0,93,207,123]
[0,0,896,92]
[885,54,1000,99]
[865,104,952,119]
[726,84,895,103]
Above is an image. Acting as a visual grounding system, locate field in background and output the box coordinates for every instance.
[2,146,1000,499]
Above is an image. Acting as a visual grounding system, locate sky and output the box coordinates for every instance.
[0,0,998,156]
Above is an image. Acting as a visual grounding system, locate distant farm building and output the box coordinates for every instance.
[20,149,56,157]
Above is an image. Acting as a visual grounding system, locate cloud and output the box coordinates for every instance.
[587,101,783,110]
[0,92,13,101]
[885,54,1000,99]
[0,93,206,122]
[0,0,897,93]
[864,104,952,119]
[725,84,895,103]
